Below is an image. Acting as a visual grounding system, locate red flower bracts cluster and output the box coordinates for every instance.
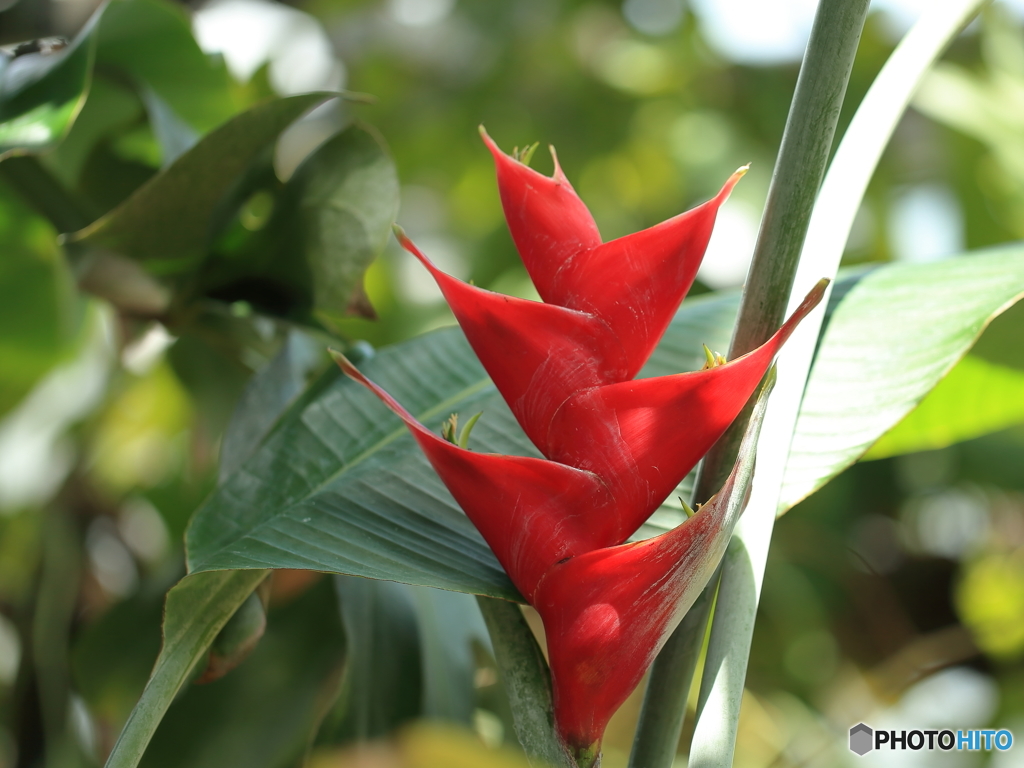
[334,129,825,763]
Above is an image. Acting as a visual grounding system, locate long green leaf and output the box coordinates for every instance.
[183,290,739,599]
[103,569,268,768]
[136,579,345,768]
[781,246,1024,508]
[865,353,1024,459]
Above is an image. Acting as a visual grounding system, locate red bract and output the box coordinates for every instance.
[335,131,826,763]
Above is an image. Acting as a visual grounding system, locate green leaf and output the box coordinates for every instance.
[40,75,144,192]
[219,330,325,482]
[410,586,488,722]
[0,22,95,157]
[864,354,1024,459]
[103,569,268,768]
[287,123,399,328]
[183,288,742,600]
[186,328,520,599]
[197,123,399,327]
[321,575,422,742]
[93,0,236,133]
[68,92,333,273]
[135,578,345,768]
[781,245,1024,510]
[0,0,233,161]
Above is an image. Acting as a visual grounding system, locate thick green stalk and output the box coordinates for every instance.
[631,1,870,766]
[476,597,569,768]
[687,1,986,766]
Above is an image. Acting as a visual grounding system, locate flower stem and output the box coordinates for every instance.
[630,0,872,765]
[476,597,571,768]
[687,0,986,765]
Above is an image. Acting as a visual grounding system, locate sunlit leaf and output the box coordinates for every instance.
[864,354,1024,459]
[0,22,95,157]
[781,245,1024,510]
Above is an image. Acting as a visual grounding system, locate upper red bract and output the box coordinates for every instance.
[337,130,825,760]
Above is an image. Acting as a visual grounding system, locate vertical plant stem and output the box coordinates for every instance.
[685,2,871,764]
[631,1,870,766]
[685,1,985,766]
[476,597,569,768]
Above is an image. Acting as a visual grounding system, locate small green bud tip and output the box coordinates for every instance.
[571,743,601,768]
[391,223,408,244]
[701,343,728,370]
[441,413,458,444]
[679,497,695,518]
[441,412,484,448]
[458,411,483,449]
[703,344,716,367]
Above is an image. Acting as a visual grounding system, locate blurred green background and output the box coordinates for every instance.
[1,0,1024,766]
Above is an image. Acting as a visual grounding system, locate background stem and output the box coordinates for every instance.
[476,597,570,768]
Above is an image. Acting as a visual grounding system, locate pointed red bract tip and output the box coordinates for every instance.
[481,130,602,303]
[544,279,828,540]
[540,170,750,378]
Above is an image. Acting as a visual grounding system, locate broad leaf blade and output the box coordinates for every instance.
[781,245,1024,510]
[104,569,268,768]
[219,330,324,482]
[292,124,399,327]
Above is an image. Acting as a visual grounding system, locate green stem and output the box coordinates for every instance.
[476,597,570,768]
[686,0,986,766]
[631,1,871,766]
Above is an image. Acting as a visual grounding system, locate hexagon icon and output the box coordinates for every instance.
[850,723,874,756]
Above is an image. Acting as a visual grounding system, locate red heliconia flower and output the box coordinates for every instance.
[335,130,826,764]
